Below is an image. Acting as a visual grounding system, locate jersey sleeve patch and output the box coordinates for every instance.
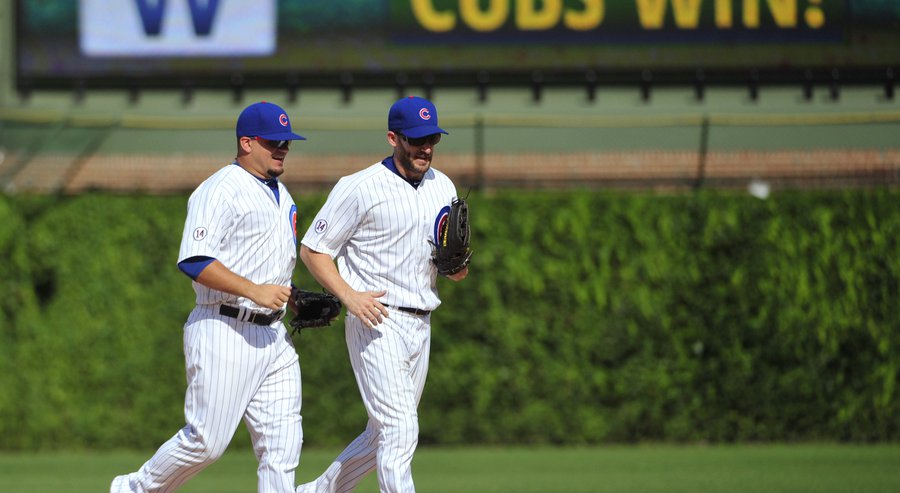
[314,218,328,234]
[192,227,208,241]
[290,205,298,245]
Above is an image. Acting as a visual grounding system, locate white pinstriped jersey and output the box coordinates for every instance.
[301,161,458,311]
[178,163,298,308]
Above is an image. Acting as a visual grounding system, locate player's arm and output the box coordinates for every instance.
[194,259,291,311]
[299,244,388,328]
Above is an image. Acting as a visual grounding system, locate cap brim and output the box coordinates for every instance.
[400,126,448,139]
[257,131,307,141]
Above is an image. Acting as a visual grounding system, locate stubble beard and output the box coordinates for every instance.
[396,153,430,182]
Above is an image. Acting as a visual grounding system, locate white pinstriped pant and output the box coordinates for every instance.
[297,309,431,493]
[111,305,303,493]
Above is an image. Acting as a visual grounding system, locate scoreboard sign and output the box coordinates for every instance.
[15,0,898,88]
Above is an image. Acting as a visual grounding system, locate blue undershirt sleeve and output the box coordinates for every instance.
[178,256,215,280]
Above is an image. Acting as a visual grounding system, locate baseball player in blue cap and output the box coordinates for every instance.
[111,101,308,493]
[295,96,468,493]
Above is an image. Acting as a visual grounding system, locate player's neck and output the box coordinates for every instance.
[235,160,272,181]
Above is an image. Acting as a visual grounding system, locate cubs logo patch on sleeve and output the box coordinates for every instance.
[289,205,298,245]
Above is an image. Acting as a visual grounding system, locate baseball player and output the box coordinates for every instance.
[295,96,468,493]
[111,101,307,493]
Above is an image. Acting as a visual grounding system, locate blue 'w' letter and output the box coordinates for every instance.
[135,0,166,36]
[187,0,221,36]
[135,0,221,37]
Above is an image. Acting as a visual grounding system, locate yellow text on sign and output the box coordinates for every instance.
[410,0,825,33]
[411,0,604,32]
[636,0,825,29]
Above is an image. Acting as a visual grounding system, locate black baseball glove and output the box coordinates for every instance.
[432,197,472,276]
[289,287,342,334]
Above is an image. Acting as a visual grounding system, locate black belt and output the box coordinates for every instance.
[384,304,431,316]
[219,305,285,326]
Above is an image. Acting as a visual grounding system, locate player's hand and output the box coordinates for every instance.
[251,284,293,310]
[287,290,300,315]
[342,289,388,329]
[447,266,469,282]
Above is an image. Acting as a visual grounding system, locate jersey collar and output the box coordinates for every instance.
[232,161,280,203]
[381,156,421,189]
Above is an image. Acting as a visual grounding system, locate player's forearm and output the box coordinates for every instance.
[299,245,353,302]
[195,259,265,301]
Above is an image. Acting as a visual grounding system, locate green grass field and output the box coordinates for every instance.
[1,444,899,493]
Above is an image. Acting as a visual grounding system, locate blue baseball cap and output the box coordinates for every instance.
[388,96,448,138]
[236,101,306,141]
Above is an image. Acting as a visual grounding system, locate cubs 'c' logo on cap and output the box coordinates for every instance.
[419,108,431,121]
[279,113,289,126]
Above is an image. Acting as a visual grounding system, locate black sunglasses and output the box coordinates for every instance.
[254,136,291,149]
[399,133,441,147]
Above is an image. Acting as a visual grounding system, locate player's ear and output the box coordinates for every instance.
[387,131,400,147]
[238,136,253,154]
